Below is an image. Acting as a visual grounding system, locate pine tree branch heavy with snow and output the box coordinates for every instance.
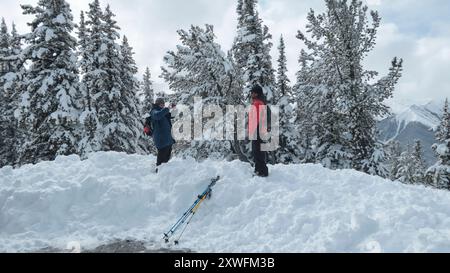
[161,24,241,160]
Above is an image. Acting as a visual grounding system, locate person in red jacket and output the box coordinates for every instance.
[249,85,269,177]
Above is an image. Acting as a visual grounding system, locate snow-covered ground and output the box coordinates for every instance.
[1,152,450,253]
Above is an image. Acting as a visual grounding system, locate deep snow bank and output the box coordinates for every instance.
[1,152,450,253]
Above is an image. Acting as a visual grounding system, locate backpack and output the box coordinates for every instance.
[143,116,153,137]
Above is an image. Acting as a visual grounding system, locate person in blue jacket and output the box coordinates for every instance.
[151,98,175,170]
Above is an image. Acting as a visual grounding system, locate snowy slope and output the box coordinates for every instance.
[1,152,450,253]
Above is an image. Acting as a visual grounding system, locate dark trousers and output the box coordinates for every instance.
[157,145,172,166]
[252,138,269,176]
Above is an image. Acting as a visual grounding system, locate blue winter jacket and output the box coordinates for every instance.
[151,105,175,150]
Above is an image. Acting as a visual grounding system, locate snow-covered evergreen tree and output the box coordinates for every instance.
[294,0,403,175]
[294,47,353,169]
[138,67,156,155]
[16,0,82,165]
[0,21,25,168]
[0,18,11,73]
[396,146,414,184]
[78,2,103,155]
[77,11,89,75]
[426,98,450,189]
[275,36,291,103]
[162,24,241,160]
[0,18,13,167]
[162,25,240,105]
[273,35,297,163]
[9,23,22,71]
[396,140,426,184]
[98,4,142,154]
[232,0,275,101]
[386,140,402,181]
[120,35,149,154]
[79,1,143,156]
[0,18,11,90]
[140,67,154,115]
[361,143,389,178]
[411,140,426,184]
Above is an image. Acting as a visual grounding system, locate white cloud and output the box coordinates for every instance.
[365,20,450,108]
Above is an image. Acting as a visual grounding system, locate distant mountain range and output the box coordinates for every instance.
[377,100,444,166]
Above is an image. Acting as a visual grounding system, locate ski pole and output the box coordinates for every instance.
[163,176,220,243]
[163,199,201,242]
[173,188,211,245]
[164,189,210,242]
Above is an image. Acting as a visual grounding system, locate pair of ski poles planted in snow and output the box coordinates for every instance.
[163,176,221,245]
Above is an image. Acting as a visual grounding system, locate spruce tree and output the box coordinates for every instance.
[17,0,82,164]
[426,99,450,189]
[295,46,353,169]
[161,24,241,160]
[0,18,11,90]
[120,35,148,154]
[232,0,275,101]
[162,25,240,105]
[10,23,22,71]
[396,140,426,184]
[78,1,103,155]
[295,0,403,174]
[0,21,25,168]
[275,36,291,103]
[141,67,154,115]
[396,145,414,184]
[138,67,156,155]
[411,140,426,184]
[0,18,10,70]
[77,11,89,74]
[79,1,144,156]
[274,35,297,163]
[0,18,13,167]
[386,140,402,181]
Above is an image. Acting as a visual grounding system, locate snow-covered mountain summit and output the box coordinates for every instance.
[394,104,441,132]
[378,100,444,165]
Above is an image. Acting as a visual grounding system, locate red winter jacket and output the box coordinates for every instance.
[248,98,267,138]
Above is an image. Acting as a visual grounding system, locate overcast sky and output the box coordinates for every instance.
[1,0,449,112]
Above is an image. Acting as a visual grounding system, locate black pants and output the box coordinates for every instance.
[252,138,269,176]
[157,145,172,166]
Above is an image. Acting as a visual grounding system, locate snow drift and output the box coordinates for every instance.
[1,152,450,253]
